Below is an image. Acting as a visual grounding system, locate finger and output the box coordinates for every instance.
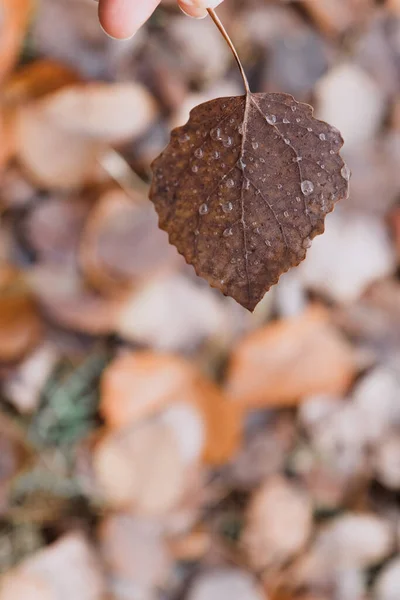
[98,0,161,39]
[178,0,223,19]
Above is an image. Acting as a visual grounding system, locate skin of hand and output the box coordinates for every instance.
[97,0,224,40]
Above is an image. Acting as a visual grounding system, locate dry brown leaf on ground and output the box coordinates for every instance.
[243,475,312,570]
[187,569,267,600]
[115,273,231,352]
[226,306,357,409]
[0,0,32,83]
[93,419,187,515]
[151,92,348,310]
[80,189,179,295]
[0,413,30,514]
[2,343,58,414]
[99,515,172,597]
[0,268,42,363]
[301,0,373,36]
[15,82,158,189]
[22,194,93,266]
[28,265,123,335]
[374,557,400,600]
[3,60,80,105]
[100,352,242,465]
[0,60,81,175]
[0,532,105,600]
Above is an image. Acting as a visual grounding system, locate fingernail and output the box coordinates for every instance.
[99,20,136,40]
[179,3,207,18]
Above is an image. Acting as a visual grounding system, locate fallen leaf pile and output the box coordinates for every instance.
[0,0,399,599]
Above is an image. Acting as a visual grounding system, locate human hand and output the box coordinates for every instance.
[98,0,224,40]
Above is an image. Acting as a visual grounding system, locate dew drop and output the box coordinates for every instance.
[341,165,351,181]
[293,156,302,163]
[211,127,222,141]
[284,138,290,145]
[252,141,259,150]
[222,201,233,213]
[191,165,199,173]
[199,204,209,215]
[226,178,235,188]
[283,118,290,124]
[244,180,250,190]
[302,237,312,249]
[301,180,314,196]
[296,118,301,123]
[277,184,283,190]
[307,127,313,132]
[260,157,265,163]
[296,196,301,203]
[329,150,335,155]
[213,150,220,159]
[194,229,200,236]
[266,114,277,125]
[179,133,190,144]
[284,210,289,218]
[229,117,235,124]
[223,136,233,148]
[194,148,203,159]
[319,133,326,141]
[265,240,272,247]
[230,257,236,264]
[223,228,233,237]
[291,105,297,112]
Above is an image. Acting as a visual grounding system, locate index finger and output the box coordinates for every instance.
[98,0,161,39]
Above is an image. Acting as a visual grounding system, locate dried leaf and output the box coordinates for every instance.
[80,189,178,295]
[150,92,349,310]
[0,269,42,362]
[15,82,157,189]
[243,475,312,570]
[100,352,242,465]
[226,307,357,408]
[99,515,172,594]
[187,569,266,600]
[0,0,32,83]
[93,419,187,515]
[0,532,105,600]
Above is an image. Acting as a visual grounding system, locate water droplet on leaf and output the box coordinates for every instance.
[301,180,314,196]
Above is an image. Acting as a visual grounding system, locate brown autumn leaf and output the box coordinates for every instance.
[150,92,349,311]
[150,91,349,310]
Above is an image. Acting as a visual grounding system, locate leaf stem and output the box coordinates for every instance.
[207,8,250,95]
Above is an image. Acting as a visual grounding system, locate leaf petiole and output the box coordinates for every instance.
[207,8,251,95]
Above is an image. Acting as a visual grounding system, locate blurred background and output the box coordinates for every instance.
[0,0,400,598]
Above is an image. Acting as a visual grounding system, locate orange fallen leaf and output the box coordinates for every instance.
[100,352,242,465]
[0,0,32,83]
[0,532,105,600]
[80,189,178,295]
[15,82,157,189]
[0,268,42,362]
[93,419,186,515]
[28,265,122,335]
[3,60,80,106]
[243,475,312,570]
[99,514,172,594]
[226,306,357,408]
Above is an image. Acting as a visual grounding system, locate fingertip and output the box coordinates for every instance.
[178,0,223,18]
[178,1,207,18]
[98,0,160,40]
